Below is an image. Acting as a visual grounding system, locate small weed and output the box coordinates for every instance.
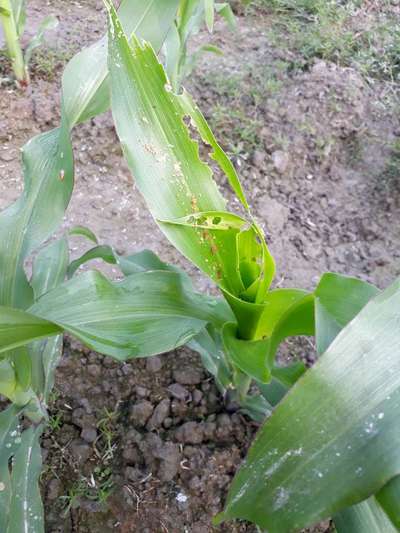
[202,61,288,157]
[210,104,262,156]
[60,467,114,515]
[60,481,86,516]
[90,466,114,505]
[95,406,119,463]
[48,412,63,432]
[255,0,400,82]
[30,47,74,81]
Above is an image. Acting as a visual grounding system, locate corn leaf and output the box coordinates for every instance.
[315,273,379,354]
[24,15,59,66]
[223,322,270,383]
[188,326,232,390]
[10,0,26,35]
[30,238,69,399]
[215,3,236,30]
[0,405,21,532]
[117,249,178,276]
[7,425,44,533]
[204,0,215,32]
[68,225,99,244]
[31,238,69,300]
[63,0,180,126]
[216,278,400,531]
[376,476,400,528]
[106,2,274,322]
[313,273,397,530]
[67,244,117,278]
[0,307,61,351]
[0,0,178,312]
[334,497,397,533]
[0,270,232,360]
[163,22,181,91]
[0,127,73,311]
[12,348,31,391]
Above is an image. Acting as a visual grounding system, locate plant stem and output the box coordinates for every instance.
[235,369,252,403]
[0,0,27,84]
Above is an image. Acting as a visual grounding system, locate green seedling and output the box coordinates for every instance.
[0,0,58,85]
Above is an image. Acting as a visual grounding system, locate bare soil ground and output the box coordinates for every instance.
[0,0,399,531]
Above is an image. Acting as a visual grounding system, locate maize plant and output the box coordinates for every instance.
[1,1,400,532]
[0,0,58,85]
[0,2,191,531]
[101,2,400,531]
[164,0,237,91]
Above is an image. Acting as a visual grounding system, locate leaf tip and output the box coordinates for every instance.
[212,511,225,526]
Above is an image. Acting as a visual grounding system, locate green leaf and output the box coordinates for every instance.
[24,15,58,66]
[7,425,44,533]
[31,238,69,300]
[12,348,31,391]
[68,225,99,244]
[106,3,274,314]
[33,271,231,358]
[223,322,270,383]
[10,0,26,35]
[67,245,117,278]
[30,238,69,399]
[0,405,21,532]
[163,22,181,91]
[271,361,307,389]
[315,273,379,355]
[177,91,249,209]
[334,497,398,533]
[117,249,176,276]
[0,307,61,353]
[1,270,232,360]
[217,278,400,531]
[204,0,215,32]
[188,326,232,391]
[215,2,236,30]
[0,127,73,311]
[314,273,395,529]
[0,358,17,400]
[240,394,272,423]
[62,0,180,126]
[258,362,307,409]
[376,476,400,528]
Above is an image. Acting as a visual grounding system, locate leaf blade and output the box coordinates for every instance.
[218,279,400,531]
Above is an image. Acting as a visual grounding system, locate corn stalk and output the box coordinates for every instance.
[0,0,27,84]
[164,0,236,91]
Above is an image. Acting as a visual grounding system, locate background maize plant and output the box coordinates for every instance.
[0,0,400,531]
[0,0,58,85]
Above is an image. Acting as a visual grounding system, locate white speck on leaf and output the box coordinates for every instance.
[273,487,290,510]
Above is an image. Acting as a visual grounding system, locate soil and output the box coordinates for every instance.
[0,0,399,532]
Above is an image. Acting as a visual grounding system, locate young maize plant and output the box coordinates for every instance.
[163,0,237,91]
[0,1,399,531]
[0,2,193,531]
[101,3,400,531]
[0,0,58,85]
